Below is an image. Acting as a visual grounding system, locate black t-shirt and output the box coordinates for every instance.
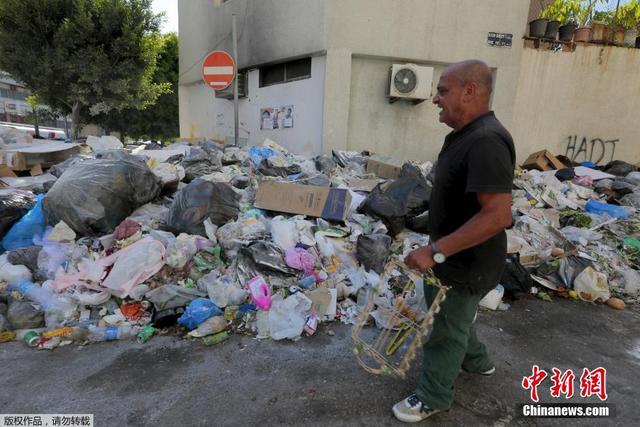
[428,111,515,294]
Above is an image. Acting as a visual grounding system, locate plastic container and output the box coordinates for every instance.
[87,325,141,342]
[246,276,272,310]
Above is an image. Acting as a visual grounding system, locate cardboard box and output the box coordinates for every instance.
[366,155,404,179]
[521,150,564,171]
[0,142,80,171]
[347,178,384,193]
[0,164,17,178]
[254,181,352,222]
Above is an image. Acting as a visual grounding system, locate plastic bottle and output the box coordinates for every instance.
[246,276,272,310]
[87,325,141,342]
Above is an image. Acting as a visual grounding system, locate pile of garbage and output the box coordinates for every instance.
[0,135,638,350]
[505,159,640,310]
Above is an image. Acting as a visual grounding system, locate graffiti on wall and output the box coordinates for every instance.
[564,135,618,165]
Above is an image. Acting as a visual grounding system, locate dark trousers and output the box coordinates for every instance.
[415,285,493,409]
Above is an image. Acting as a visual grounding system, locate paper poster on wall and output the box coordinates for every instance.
[260,105,294,130]
[282,105,294,129]
[260,108,273,130]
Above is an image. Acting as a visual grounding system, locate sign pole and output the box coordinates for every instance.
[232,14,239,146]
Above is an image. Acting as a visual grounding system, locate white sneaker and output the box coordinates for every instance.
[392,394,443,423]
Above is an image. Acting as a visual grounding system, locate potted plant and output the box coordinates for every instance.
[539,0,564,40]
[574,0,598,42]
[558,0,581,41]
[591,10,613,43]
[619,0,639,47]
[529,16,549,39]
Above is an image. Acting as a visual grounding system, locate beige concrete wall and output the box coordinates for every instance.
[511,46,640,165]
[322,0,531,159]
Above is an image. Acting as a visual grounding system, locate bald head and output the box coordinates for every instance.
[433,60,493,130]
[444,60,493,97]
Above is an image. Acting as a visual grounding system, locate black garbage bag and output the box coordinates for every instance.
[7,246,41,275]
[258,157,302,177]
[555,168,575,182]
[180,147,222,182]
[165,179,240,236]
[500,254,535,299]
[0,190,36,240]
[558,256,592,289]
[361,164,431,236]
[604,160,637,177]
[7,300,44,329]
[315,155,337,174]
[406,210,430,233]
[0,313,9,332]
[49,155,91,178]
[43,156,162,236]
[332,150,367,168]
[235,241,296,288]
[356,234,392,274]
[611,179,637,196]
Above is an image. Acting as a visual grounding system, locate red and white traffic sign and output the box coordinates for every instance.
[202,50,236,91]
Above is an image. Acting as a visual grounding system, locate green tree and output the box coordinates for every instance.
[0,0,169,139]
[89,32,179,142]
[25,94,41,139]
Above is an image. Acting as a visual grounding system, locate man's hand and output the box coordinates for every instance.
[404,246,435,272]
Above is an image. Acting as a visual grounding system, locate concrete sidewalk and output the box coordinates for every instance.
[1,296,638,426]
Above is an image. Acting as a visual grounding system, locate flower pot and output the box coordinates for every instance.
[591,23,608,42]
[529,18,549,38]
[545,20,561,40]
[613,27,625,46]
[574,26,591,42]
[623,28,638,47]
[558,23,578,41]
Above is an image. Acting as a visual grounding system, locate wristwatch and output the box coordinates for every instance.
[430,242,447,264]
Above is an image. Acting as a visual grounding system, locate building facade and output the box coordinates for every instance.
[0,74,29,124]
[179,0,639,165]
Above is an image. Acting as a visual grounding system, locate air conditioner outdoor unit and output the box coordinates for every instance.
[388,63,433,104]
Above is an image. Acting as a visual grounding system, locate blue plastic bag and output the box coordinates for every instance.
[585,199,630,220]
[249,147,275,168]
[178,298,222,330]
[1,194,46,251]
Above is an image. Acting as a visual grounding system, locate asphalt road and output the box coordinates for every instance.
[1,296,638,426]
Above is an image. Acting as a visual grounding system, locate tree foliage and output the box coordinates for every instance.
[0,0,169,137]
[89,32,179,141]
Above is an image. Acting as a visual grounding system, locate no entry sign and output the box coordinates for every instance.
[202,50,236,91]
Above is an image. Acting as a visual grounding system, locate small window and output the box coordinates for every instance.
[285,58,312,80]
[260,63,285,87]
[259,57,311,87]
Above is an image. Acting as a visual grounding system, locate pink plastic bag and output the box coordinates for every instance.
[53,238,165,298]
[246,275,272,311]
[572,175,593,187]
[284,247,317,276]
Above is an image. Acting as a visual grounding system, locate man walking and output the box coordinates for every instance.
[392,60,515,423]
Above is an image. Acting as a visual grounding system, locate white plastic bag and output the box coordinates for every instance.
[574,267,610,302]
[198,271,247,308]
[0,254,32,283]
[166,233,213,270]
[267,293,312,341]
[270,216,298,251]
